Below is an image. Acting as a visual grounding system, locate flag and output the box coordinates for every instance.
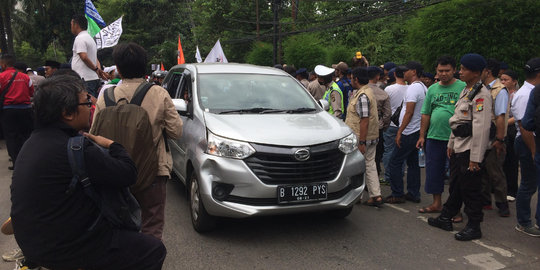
[204,40,228,63]
[95,16,123,50]
[195,46,203,63]
[177,35,185,65]
[161,62,165,71]
[85,0,106,37]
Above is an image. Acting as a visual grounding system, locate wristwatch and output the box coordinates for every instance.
[358,141,366,145]
[495,137,504,143]
[93,67,99,71]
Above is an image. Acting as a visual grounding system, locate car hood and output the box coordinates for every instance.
[203,111,352,146]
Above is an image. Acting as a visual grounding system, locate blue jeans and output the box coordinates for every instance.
[383,126,405,181]
[388,131,421,199]
[515,136,540,227]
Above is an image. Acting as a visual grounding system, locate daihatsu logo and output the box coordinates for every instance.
[294,149,310,161]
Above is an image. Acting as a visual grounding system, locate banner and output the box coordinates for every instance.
[95,17,123,50]
[204,40,228,63]
[85,0,106,26]
[195,46,203,63]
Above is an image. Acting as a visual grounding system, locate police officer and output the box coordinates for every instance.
[151,70,168,86]
[428,53,493,241]
[315,65,344,118]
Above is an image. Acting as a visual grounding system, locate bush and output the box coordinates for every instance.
[283,34,326,71]
[326,45,351,66]
[246,42,274,67]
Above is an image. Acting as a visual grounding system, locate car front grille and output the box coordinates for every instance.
[244,141,345,185]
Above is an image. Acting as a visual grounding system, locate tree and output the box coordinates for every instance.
[407,0,540,73]
[246,41,273,67]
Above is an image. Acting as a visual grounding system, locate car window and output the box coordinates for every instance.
[164,72,183,98]
[197,74,318,113]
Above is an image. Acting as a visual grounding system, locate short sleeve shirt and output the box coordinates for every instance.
[421,80,465,140]
[355,94,370,118]
[399,82,426,135]
[511,81,535,137]
[72,31,99,81]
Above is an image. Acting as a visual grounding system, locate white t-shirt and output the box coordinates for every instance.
[72,30,99,81]
[384,83,408,127]
[511,80,535,138]
[399,81,426,135]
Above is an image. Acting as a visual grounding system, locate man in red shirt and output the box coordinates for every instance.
[0,54,34,169]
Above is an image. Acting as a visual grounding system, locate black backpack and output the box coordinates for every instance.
[66,135,141,231]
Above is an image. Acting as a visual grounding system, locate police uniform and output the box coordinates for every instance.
[429,53,493,241]
[323,82,345,118]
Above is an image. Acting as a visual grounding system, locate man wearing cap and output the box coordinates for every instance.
[428,53,493,241]
[335,62,353,118]
[421,72,435,88]
[71,14,104,98]
[378,62,396,89]
[416,56,465,214]
[295,68,309,88]
[26,68,45,90]
[367,66,391,176]
[510,57,540,237]
[316,65,344,118]
[480,58,511,217]
[0,54,34,170]
[385,61,426,204]
[345,67,383,206]
[44,60,60,78]
[352,52,369,68]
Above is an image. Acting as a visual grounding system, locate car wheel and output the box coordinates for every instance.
[189,171,216,232]
[328,206,353,218]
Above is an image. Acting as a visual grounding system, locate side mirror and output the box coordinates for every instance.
[172,99,188,113]
[318,99,330,111]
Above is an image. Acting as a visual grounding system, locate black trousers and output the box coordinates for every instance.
[504,124,519,197]
[442,151,484,223]
[376,128,384,175]
[1,108,33,164]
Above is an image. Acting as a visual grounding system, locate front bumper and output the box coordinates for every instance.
[195,149,365,218]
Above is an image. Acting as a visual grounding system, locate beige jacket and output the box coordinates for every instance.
[307,80,325,100]
[448,84,493,163]
[92,78,183,177]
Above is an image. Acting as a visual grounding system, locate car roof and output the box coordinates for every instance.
[171,63,289,76]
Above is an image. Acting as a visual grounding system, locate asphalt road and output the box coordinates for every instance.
[0,141,539,270]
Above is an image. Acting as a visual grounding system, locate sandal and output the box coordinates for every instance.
[418,206,442,213]
[364,196,384,206]
[385,195,405,204]
[452,213,463,223]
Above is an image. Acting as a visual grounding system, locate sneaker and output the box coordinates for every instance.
[2,248,24,262]
[404,193,421,203]
[506,195,515,202]
[515,224,540,237]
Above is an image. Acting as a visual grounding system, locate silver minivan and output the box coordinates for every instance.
[162,63,365,232]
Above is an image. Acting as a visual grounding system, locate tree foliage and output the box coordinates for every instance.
[283,34,326,70]
[246,42,274,67]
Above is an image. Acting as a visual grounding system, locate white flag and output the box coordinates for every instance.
[204,40,228,63]
[195,46,203,63]
[95,17,123,50]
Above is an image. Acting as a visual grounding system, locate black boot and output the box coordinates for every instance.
[455,222,482,241]
[428,215,453,231]
[496,202,510,217]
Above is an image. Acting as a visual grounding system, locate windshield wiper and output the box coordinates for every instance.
[219,107,283,114]
[285,107,317,113]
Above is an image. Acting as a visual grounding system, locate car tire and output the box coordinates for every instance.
[328,206,353,218]
[189,171,217,232]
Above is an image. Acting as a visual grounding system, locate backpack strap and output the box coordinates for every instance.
[130,82,154,106]
[103,87,117,107]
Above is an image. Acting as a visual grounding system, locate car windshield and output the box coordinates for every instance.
[197,74,319,114]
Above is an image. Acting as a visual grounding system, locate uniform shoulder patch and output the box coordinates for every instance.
[475,98,484,112]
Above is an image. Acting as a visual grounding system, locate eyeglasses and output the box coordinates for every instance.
[78,94,93,107]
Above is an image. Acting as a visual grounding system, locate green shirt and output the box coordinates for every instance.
[421,79,466,141]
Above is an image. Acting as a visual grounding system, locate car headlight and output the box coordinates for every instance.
[338,133,358,154]
[207,131,255,159]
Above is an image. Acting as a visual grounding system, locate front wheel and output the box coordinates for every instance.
[189,171,217,233]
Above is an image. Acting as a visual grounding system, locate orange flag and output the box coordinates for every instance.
[160,62,165,71]
[177,35,185,64]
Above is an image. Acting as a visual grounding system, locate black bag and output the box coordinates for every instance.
[66,135,141,231]
[390,101,403,126]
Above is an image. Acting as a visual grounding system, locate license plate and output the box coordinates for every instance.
[277,183,328,204]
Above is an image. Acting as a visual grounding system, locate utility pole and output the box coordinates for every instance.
[256,0,260,40]
[272,0,279,66]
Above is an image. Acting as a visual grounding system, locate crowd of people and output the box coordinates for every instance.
[0,12,539,270]
[280,52,540,242]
